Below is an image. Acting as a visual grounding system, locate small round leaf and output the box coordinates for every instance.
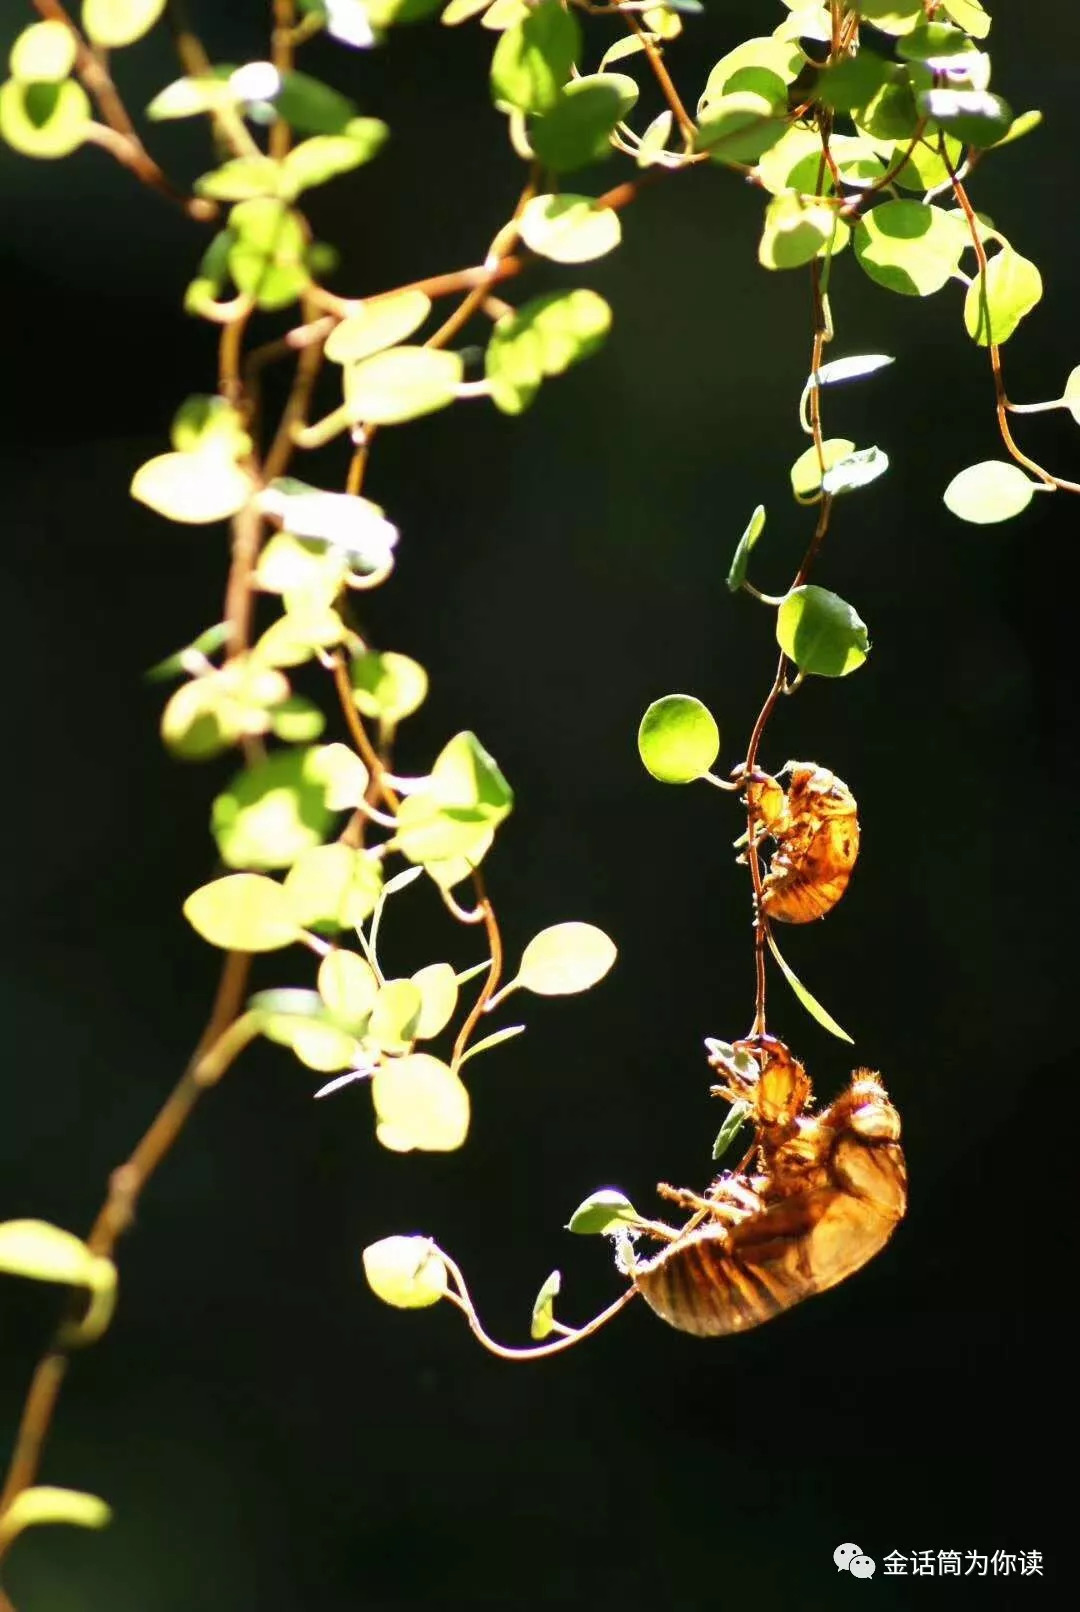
[518,194,621,264]
[726,504,766,593]
[183,873,299,951]
[82,0,166,50]
[530,1270,561,1340]
[943,460,1037,524]
[776,585,869,677]
[362,1235,448,1308]
[637,694,720,783]
[372,1054,470,1151]
[517,922,617,996]
[10,22,77,82]
[566,1189,639,1235]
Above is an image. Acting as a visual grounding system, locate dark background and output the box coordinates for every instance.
[0,3,1074,1607]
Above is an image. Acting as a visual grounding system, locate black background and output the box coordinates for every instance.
[0,3,1074,1607]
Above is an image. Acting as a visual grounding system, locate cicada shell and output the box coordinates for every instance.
[746,763,859,924]
[633,1058,906,1338]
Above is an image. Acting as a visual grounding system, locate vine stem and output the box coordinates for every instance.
[0,954,256,1545]
[440,1252,639,1361]
[450,872,504,1068]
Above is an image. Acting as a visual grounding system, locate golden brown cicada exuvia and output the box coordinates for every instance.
[632,1036,906,1337]
[742,762,860,923]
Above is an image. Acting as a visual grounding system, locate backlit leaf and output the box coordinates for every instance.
[854,201,965,297]
[0,1220,115,1294]
[10,22,77,82]
[0,78,90,158]
[0,1487,111,1550]
[726,504,766,593]
[490,0,580,114]
[184,873,299,950]
[767,931,854,1042]
[485,288,611,414]
[518,194,621,264]
[350,650,429,722]
[517,922,617,996]
[530,1269,561,1340]
[362,1235,448,1307]
[963,248,1042,346]
[325,289,432,363]
[776,585,869,677]
[530,73,638,172]
[567,1189,639,1235]
[344,346,463,424]
[131,449,254,524]
[638,694,720,782]
[82,0,165,49]
[943,460,1036,523]
[372,1054,470,1151]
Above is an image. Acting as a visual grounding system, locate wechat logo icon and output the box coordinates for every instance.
[835,1543,876,1579]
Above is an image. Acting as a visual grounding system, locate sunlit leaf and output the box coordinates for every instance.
[0,1487,111,1550]
[411,962,458,1039]
[350,650,429,721]
[272,68,356,135]
[517,922,617,996]
[695,91,787,165]
[790,438,856,498]
[759,191,838,271]
[227,197,309,310]
[991,109,1041,149]
[942,0,991,39]
[776,585,869,677]
[362,1235,448,1308]
[326,289,432,363]
[853,201,965,297]
[918,87,1011,147]
[372,1054,470,1151]
[712,1100,752,1163]
[766,931,853,1042]
[530,1269,561,1340]
[211,749,335,870]
[10,22,77,82]
[530,73,638,172]
[454,1023,525,1068]
[566,1189,640,1235]
[344,346,463,424]
[317,948,380,1029]
[281,120,387,194]
[0,1220,115,1294]
[485,288,611,414]
[308,742,370,811]
[184,873,299,951]
[854,1,922,34]
[637,694,720,783]
[821,444,889,495]
[131,448,254,524]
[963,248,1042,346]
[811,354,895,388]
[726,504,766,593]
[490,0,580,114]
[518,194,621,264]
[943,460,1037,523]
[0,78,90,158]
[82,0,165,49]
[283,844,383,930]
[369,978,423,1052]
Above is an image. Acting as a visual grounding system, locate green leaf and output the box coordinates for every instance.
[455,1023,525,1068]
[490,0,580,115]
[530,1269,561,1340]
[273,69,357,135]
[767,931,854,1042]
[411,962,459,1039]
[317,949,380,1030]
[943,460,1036,524]
[699,36,804,113]
[992,109,1040,149]
[184,872,300,950]
[776,585,869,677]
[369,978,424,1052]
[711,1100,752,1163]
[1064,366,1080,426]
[251,989,363,1072]
[636,109,673,168]
[963,248,1042,346]
[815,50,892,113]
[350,650,429,722]
[82,0,165,49]
[759,192,838,271]
[308,742,370,811]
[790,438,856,498]
[227,198,309,311]
[395,796,498,868]
[517,922,617,996]
[854,1,922,33]
[854,72,919,142]
[430,731,514,817]
[325,289,432,364]
[853,201,965,297]
[211,748,335,870]
[271,696,326,742]
[131,448,254,524]
[774,4,832,45]
[918,88,1012,147]
[0,1220,115,1293]
[195,156,281,201]
[637,694,720,783]
[0,1487,112,1550]
[362,1235,448,1308]
[726,504,766,593]
[171,395,251,458]
[10,22,77,82]
[942,0,991,38]
[518,194,621,264]
[372,1053,470,1151]
[146,74,231,121]
[530,73,638,172]
[811,354,895,388]
[0,78,90,158]
[343,346,463,424]
[820,444,890,495]
[695,92,788,165]
[485,288,611,414]
[567,1189,639,1235]
[282,120,388,193]
[160,660,290,760]
[147,621,231,682]
[283,844,383,930]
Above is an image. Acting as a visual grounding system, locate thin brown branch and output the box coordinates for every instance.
[451,873,504,1067]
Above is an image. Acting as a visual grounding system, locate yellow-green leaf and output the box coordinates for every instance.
[362,1235,448,1308]
[530,1269,561,1340]
[82,0,165,50]
[131,449,254,524]
[318,948,380,1030]
[0,1487,112,1550]
[350,650,429,723]
[411,962,458,1039]
[518,194,621,264]
[10,22,77,82]
[372,1053,471,1151]
[343,346,463,425]
[183,873,300,951]
[0,1220,115,1294]
[283,844,383,930]
[0,78,90,158]
[325,290,432,364]
[963,248,1042,346]
[517,922,617,996]
[766,931,853,1042]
